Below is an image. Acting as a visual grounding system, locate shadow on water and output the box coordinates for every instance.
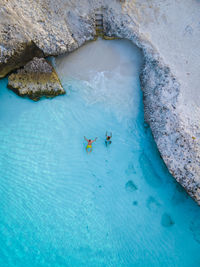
[171,183,189,205]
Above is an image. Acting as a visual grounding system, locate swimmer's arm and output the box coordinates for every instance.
[106,131,108,136]
[110,132,112,137]
[84,136,88,142]
[91,137,98,143]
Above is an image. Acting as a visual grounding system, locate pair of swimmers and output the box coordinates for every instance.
[84,131,112,153]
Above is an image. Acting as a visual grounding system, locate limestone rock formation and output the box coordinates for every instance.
[8,57,65,101]
[0,0,96,78]
[0,41,43,78]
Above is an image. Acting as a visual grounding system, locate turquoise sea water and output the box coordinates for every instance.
[0,39,199,267]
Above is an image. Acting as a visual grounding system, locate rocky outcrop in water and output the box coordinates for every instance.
[8,57,65,101]
[0,0,200,204]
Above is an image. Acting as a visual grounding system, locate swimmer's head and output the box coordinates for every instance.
[89,139,91,142]
[107,136,111,140]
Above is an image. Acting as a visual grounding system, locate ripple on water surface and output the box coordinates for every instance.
[0,39,199,267]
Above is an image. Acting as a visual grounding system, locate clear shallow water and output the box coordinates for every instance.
[0,39,199,267]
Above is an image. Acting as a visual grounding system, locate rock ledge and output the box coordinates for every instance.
[8,57,65,101]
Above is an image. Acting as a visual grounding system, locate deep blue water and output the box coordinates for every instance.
[0,39,199,267]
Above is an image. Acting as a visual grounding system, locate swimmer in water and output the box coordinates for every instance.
[84,136,98,153]
[105,131,112,146]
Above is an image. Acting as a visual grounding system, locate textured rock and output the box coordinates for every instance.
[0,0,96,77]
[101,3,200,204]
[8,57,65,101]
[0,41,44,78]
[0,0,200,203]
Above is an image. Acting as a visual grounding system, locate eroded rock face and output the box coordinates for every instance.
[0,0,96,77]
[0,40,44,78]
[140,59,200,203]
[8,57,65,101]
[102,5,200,204]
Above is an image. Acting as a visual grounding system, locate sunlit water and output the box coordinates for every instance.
[0,39,199,267]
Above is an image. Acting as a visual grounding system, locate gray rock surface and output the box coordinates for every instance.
[0,40,44,78]
[0,0,97,77]
[0,0,200,203]
[8,57,65,101]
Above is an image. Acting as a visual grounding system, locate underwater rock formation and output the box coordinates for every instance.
[161,213,174,227]
[125,180,138,192]
[0,0,200,203]
[146,196,161,211]
[8,57,65,101]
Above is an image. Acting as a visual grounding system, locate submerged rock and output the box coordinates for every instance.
[132,201,138,206]
[125,180,138,192]
[125,163,136,176]
[146,196,161,211]
[8,57,65,101]
[161,213,175,227]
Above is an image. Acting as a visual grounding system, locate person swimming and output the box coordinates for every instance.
[84,136,98,153]
[105,131,112,146]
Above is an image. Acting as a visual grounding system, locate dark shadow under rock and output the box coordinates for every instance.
[171,183,189,205]
[190,216,200,244]
[0,41,43,78]
[8,57,65,101]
